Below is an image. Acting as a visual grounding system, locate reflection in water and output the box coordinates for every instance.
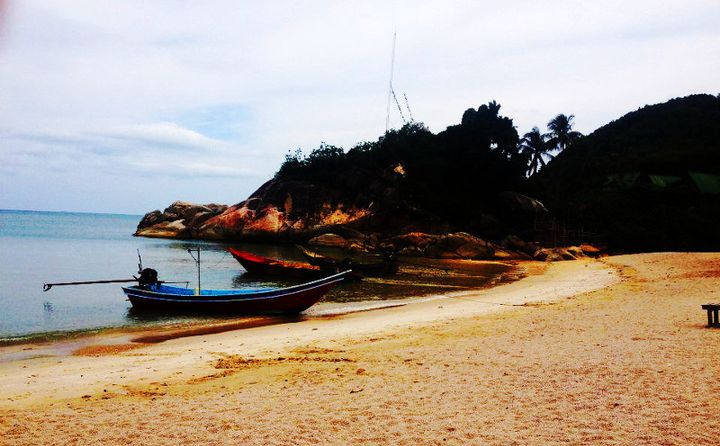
[231,274,280,290]
[226,256,521,304]
[42,301,55,327]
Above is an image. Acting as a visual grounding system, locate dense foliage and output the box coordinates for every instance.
[273,94,720,251]
[534,94,720,251]
[276,102,530,232]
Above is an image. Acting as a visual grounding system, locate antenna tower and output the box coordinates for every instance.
[385,32,397,133]
[404,93,414,123]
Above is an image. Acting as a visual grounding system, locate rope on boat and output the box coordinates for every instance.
[205,250,230,269]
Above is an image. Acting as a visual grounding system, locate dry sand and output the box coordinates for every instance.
[1,253,719,445]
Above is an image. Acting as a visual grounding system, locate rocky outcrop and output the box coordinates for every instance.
[532,247,585,261]
[498,191,548,214]
[387,232,601,261]
[135,194,379,242]
[135,171,444,242]
[135,201,228,238]
[193,198,373,242]
[308,233,349,248]
[133,171,600,261]
[135,197,601,262]
[390,232,495,260]
[500,234,542,258]
[580,244,602,256]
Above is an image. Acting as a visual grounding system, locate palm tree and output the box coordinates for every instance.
[547,113,582,152]
[519,127,553,176]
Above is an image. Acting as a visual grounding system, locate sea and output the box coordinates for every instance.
[0,209,517,343]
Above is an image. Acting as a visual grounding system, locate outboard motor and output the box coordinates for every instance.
[138,268,159,288]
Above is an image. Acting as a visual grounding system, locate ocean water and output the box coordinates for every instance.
[0,209,516,341]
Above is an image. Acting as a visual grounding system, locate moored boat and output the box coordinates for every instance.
[122,270,350,314]
[43,248,349,314]
[228,247,336,279]
[296,245,399,277]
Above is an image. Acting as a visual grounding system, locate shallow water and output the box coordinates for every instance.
[0,209,518,342]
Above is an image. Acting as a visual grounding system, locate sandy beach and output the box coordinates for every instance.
[1,253,719,445]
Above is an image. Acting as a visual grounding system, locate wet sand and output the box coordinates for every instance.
[1,254,719,445]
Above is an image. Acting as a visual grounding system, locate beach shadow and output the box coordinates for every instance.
[126,310,307,344]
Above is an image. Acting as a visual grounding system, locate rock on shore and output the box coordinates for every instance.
[135,201,228,238]
[136,202,597,261]
[134,179,601,261]
[136,178,383,241]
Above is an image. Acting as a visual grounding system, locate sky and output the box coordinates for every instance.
[0,0,718,215]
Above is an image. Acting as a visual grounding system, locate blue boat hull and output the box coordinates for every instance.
[122,271,349,314]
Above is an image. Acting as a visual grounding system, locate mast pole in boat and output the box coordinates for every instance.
[188,248,201,295]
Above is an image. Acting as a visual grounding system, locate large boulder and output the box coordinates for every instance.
[135,201,227,238]
[498,191,548,215]
[390,232,495,260]
[308,233,349,248]
[533,246,586,261]
[501,234,541,257]
[580,243,603,257]
[137,210,163,230]
[392,232,436,251]
[135,220,190,239]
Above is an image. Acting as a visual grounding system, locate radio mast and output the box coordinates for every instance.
[385,32,415,131]
[385,32,397,133]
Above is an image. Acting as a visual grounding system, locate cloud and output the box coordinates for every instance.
[0,0,718,213]
[4,121,230,154]
[101,122,226,152]
[0,122,273,183]
[126,159,257,179]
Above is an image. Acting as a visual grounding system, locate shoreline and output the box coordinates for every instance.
[0,258,527,353]
[0,258,607,408]
[3,253,718,444]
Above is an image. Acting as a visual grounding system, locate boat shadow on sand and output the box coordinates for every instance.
[124,307,307,343]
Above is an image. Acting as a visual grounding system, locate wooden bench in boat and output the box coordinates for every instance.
[701,304,720,327]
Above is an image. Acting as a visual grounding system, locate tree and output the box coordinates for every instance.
[547,113,582,152]
[520,127,553,176]
[277,148,305,177]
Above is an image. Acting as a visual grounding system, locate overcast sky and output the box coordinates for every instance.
[0,0,718,214]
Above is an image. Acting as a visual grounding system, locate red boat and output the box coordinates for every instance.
[228,248,333,279]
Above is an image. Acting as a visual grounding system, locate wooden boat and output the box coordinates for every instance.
[228,248,336,279]
[295,245,338,269]
[122,270,350,314]
[296,245,399,277]
[44,248,348,314]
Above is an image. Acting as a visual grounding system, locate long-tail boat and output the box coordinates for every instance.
[121,270,349,314]
[44,249,349,314]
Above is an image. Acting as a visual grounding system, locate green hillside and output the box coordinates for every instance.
[535,94,720,251]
